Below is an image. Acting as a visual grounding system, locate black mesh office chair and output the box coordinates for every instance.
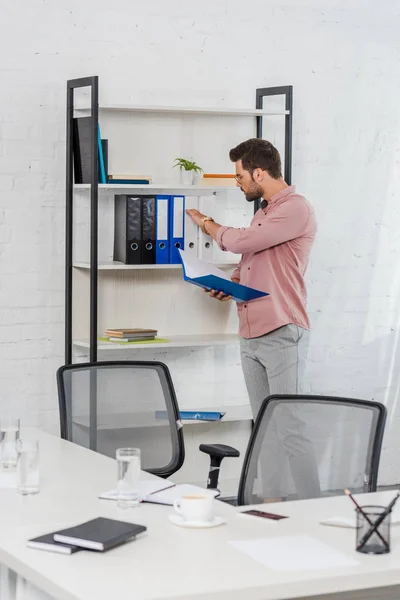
[236,394,387,506]
[57,361,186,478]
[57,360,240,482]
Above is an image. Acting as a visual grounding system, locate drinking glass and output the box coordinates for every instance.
[116,447,141,508]
[0,417,20,470]
[17,439,40,495]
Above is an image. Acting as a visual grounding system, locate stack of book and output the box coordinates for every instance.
[105,328,158,342]
[108,174,152,185]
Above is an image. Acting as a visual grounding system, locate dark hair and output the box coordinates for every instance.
[229,138,282,179]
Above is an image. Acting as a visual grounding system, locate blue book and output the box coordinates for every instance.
[97,125,107,184]
[178,249,268,303]
[107,179,150,185]
[156,410,225,421]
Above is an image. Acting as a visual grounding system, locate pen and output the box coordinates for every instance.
[148,484,176,496]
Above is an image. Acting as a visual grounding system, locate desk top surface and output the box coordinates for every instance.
[1,428,400,600]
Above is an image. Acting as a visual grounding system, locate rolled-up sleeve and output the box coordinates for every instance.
[215,201,310,255]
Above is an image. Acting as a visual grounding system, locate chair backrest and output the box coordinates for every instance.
[237,394,387,506]
[56,360,184,478]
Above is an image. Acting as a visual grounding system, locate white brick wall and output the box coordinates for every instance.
[0,0,400,484]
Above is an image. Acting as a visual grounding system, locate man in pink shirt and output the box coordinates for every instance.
[186,138,320,501]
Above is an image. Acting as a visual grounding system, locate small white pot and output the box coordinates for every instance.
[181,170,194,185]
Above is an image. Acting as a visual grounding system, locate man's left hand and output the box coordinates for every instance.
[185,209,206,228]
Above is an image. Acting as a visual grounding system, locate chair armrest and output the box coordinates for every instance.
[199,443,240,459]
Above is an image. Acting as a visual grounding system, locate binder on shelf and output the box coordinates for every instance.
[178,249,269,303]
[184,196,199,258]
[72,117,107,184]
[142,196,156,264]
[97,125,107,184]
[100,139,108,182]
[156,410,226,421]
[114,195,142,265]
[169,195,185,264]
[155,195,169,264]
[72,116,91,184]
[198,196,214,261]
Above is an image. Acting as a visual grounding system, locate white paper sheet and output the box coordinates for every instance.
[229,535,359,571]
[99,482,219,505]
[320,511,400,528]
[178,249,230,280]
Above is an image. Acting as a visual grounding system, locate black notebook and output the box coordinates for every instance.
[53,517,147,551]
[27,533,81,555]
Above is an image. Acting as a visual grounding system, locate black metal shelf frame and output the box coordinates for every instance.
[65,77,293,365]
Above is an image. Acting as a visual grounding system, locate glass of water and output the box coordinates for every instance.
[17,439,40,495]
[0,417,20,470]
[116,447,141,508]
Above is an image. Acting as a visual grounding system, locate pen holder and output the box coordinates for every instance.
[356,505,391,554]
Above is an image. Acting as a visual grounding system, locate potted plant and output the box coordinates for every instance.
[173,157,203,185]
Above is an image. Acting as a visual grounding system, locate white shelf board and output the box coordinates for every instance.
[73,334,239,350]
[75,103,289,117]
[73,261,237,271]
[73,404,252,430]
[73,183,235,192]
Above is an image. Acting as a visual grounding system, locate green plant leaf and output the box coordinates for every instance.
[172,157,203,172]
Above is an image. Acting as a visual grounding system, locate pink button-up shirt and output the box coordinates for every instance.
[216,186,317,339]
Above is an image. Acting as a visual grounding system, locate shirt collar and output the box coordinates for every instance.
[261,185,296,210]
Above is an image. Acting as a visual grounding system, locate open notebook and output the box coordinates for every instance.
[99,481,219,506]
[178,249,268,303]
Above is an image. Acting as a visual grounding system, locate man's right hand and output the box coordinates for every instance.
[203,277,240,302]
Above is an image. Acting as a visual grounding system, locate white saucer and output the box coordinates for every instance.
[169,514,226,529]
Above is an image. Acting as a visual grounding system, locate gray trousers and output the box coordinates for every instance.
[240,324,321,500]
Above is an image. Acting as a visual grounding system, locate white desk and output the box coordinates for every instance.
[1,428,400,600]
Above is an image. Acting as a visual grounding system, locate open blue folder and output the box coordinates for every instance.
[178,249,269,303]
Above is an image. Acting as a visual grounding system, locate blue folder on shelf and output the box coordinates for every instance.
[169,195,185,264]
[178,249,269,303]
[155,195,169,264]
[156,410,225,421]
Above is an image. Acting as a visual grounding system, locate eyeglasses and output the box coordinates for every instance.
[234,170,255,183]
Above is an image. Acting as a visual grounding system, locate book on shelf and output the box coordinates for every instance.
[201,175,236,187]
[108,335,155,342]
[202,173,235,178]
[108,174,152,185]
[105,328,158,338]
[109,174,153,182]
[53,517,147,552]
[178,249,269,303]
[108,179,150,185]
[156,410,226,421]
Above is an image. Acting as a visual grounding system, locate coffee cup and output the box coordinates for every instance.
[173,494,214,523]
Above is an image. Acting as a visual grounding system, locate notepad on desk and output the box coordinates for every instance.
[27,533,81,555]
[53,517,146,552]
[178,249,268,303]
[99,481,219,505]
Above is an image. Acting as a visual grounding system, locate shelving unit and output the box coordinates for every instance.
[75,102,289,117]
[65,76,293,364]
[73,261,237,271]
[73,333,239,351]
[74,183,235,192]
